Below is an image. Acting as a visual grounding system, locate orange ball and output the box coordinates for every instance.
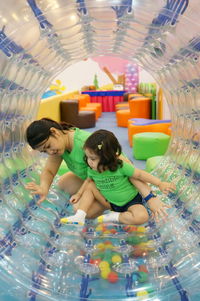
[132,246,148,257]
[124,225,137,232]
[104,240,112,245]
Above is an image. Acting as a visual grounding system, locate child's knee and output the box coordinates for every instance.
[57,172,73,189]
[129,207,149,224]
[136,209,149,224]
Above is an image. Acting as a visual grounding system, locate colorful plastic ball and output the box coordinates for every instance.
[99,260,110,270]
[103,251,113,264]
[104,241,113,249]
[96,252,105,260]
[100,268,111,279]
[90,258,101,266]
[132,273,138,281]
[127,235,144,245]
[111,254,122,264]
[137,226,146,233]
[132,246,148,257]
[138,265,148,273]
[96,224,105,232]
[136,290,148,297]
[110,228,117,234]
[137,271,148,283]
[124,225,137,232]
[107,271,118,283]
[96,243,105,250]
[104,240,112,245]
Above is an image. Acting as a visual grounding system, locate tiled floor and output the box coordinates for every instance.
[86,112,146,170]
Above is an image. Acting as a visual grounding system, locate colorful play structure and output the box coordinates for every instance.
[1,1,200,301]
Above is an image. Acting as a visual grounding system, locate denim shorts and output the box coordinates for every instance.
[109,193,144,212]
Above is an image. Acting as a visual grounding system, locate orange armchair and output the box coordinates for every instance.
[72,94,102,119]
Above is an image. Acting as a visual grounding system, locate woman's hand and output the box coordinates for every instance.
[147,196,171,222]
[25,182,48,205]
[69,193,81,204]
[158,182,176,194]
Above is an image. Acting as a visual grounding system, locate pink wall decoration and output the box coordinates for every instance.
[92,56,129,74]
[125,63,139,93]
[92,56,139,92]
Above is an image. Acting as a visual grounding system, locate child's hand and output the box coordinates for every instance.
[158,182,176,194]
[147,196,171,222]
[69,193,81,204]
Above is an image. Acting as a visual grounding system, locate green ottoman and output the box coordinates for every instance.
[133,132,170,160]
[145,156,163,172]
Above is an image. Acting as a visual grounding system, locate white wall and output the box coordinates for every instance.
[58,58,115,91]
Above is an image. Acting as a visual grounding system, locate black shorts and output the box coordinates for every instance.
[109,193,144,213]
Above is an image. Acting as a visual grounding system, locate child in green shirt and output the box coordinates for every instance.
[61,129,176,225]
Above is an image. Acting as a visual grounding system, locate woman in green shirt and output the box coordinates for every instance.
[26,118,107,218]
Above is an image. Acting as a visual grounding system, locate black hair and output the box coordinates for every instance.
[84,129,122,172]
[26,117,74,149]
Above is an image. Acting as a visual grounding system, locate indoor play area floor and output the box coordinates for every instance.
[86,112,146,170]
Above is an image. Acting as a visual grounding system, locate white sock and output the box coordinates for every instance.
[61,209,86,225]
[97,212,120,223]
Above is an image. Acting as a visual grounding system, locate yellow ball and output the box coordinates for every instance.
[97,216,104,223]
[96,243,105,250]
[111,255,122,264]
[136,290,148,298]
[105,244,113,250]
[99,261,110,270]
[103,230,111,235]
[101,268,111,279]
[96,225,103,231]
[137,226,146,233]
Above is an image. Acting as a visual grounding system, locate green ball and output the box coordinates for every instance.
[137,271,148,283]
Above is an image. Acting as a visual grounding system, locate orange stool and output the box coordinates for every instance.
[116,110,131,127]
[85,103,102,118]
[128,118,171,146]
[129,98,151,118]
[79,106,99,120]
[116,98,151,128]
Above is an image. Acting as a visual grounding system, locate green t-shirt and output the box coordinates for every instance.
[87,161,138,206]
[62,128,90,180]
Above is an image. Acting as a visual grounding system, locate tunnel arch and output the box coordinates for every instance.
[0,1,200,300]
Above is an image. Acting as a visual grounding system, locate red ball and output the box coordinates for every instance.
[107,271,118,283]
[93,258,101,266]
[138,264,148,273]
[104,240,112,245]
